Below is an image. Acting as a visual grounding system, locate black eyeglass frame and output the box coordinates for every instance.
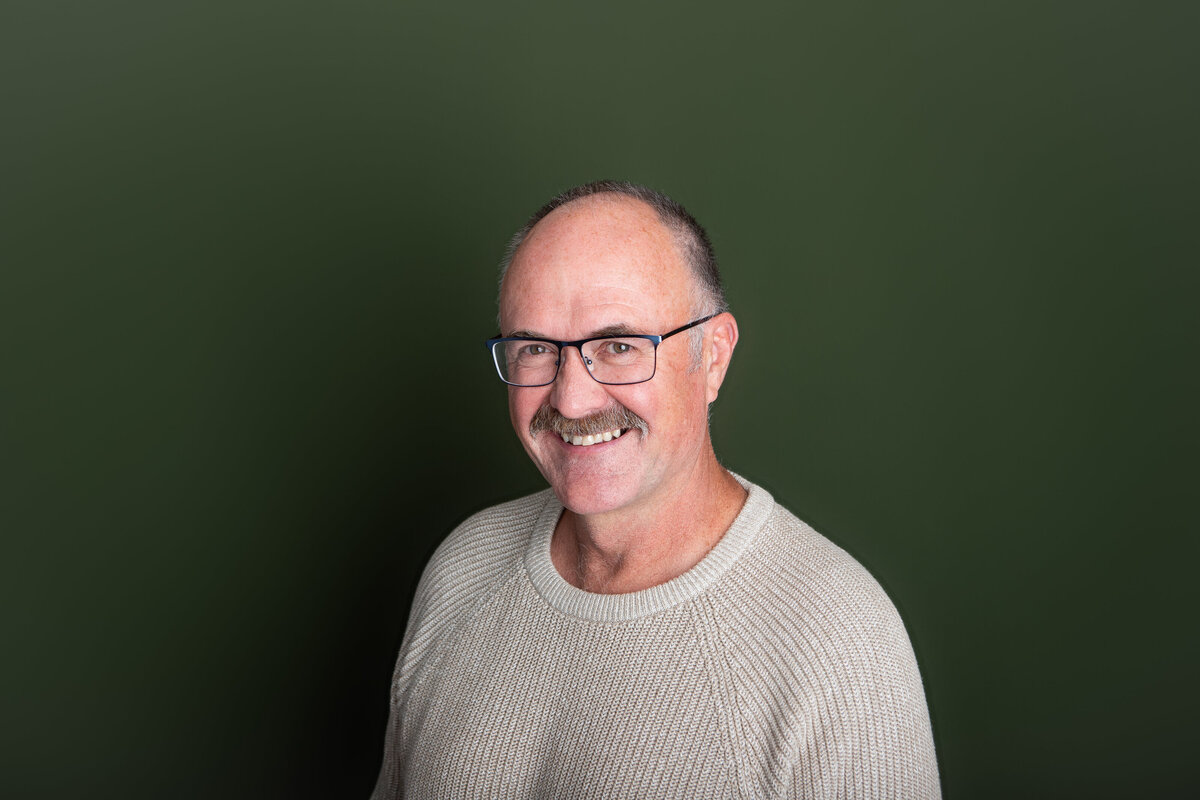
[485,313,719,387]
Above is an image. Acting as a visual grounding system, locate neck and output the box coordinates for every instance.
[550,449,748,594]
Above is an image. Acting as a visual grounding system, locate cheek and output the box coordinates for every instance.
[610,370,696,423]
[656,378,710,437]
[508,388,547,437]
[605,385,654,423]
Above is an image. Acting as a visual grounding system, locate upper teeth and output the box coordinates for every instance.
[561,428,623,446]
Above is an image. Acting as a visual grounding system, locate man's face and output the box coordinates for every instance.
[499,197,714,519]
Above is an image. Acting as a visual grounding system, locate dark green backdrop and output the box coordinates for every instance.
[3,1,1196,798]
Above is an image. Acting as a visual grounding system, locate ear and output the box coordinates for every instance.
[704,312,739,404]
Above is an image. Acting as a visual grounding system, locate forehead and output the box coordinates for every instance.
[500,196,694,334]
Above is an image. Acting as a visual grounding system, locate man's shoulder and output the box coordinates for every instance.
[435,488,556,562]
[397,488,557,679]
[708,489,940,797]
[415,488,556,606]
[724,493,912,648]
[726,476,891,610]
[762,502,892,601]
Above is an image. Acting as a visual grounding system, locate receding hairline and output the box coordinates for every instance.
[500,194,694,313]
[496,181,729,368]
[507,192,683,271]
[500,189,721,314]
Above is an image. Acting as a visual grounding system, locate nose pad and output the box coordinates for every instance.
[557,346,595,378]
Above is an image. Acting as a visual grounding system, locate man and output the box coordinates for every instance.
[371,181,940,799]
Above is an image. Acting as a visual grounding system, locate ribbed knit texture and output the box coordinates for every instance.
[371,478,940,799]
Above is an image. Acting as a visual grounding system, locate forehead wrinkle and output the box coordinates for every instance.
[504,321,641,341]
[587,323,639,337]
[504,290,656,336]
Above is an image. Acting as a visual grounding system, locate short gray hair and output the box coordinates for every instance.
[499,180,729,322]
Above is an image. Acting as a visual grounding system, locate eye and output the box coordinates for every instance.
[516,342,557,358]
[598,339,644,358]
[510,341,556,363]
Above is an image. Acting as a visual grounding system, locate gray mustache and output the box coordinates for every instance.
[529,404,649,439]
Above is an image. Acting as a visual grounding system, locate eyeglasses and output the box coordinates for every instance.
[486,314,717,387]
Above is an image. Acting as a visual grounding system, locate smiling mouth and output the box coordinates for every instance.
[559,427,626,447]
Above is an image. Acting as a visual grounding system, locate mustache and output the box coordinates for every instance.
[529,404,649,439]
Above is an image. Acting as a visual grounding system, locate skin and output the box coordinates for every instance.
[499,194,747,594]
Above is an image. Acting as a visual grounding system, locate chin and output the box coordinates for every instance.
[525,432,649,517]
[548,475,641,517]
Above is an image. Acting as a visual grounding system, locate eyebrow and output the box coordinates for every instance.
[588,323,639,338]
[507,323,640,340]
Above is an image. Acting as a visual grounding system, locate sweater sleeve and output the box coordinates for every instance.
[368,491,553,800]
[701,508,940,799]
[782,581,940,799]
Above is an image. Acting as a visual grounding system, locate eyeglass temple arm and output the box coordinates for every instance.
[659,312,719,341]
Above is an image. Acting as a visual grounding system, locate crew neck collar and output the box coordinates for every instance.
[523,475,774,622]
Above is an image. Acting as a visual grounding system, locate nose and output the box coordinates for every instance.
[549,345,610,418]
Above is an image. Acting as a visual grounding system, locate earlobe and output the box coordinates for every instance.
[705,313,739,403]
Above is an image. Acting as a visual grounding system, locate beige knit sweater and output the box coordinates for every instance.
[371,478,940,799]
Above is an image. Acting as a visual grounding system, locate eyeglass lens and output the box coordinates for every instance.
[492,338,657,386]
